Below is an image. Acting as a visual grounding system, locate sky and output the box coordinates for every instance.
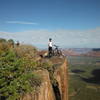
[0,0,100,48]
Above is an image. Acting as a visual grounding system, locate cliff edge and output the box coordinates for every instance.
[20,57,68,100]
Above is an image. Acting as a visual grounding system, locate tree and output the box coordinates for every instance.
[8,39,14,48]
[0,38,6,43]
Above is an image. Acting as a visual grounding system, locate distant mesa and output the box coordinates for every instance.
[92,48,100,51]
[63,48,100,57]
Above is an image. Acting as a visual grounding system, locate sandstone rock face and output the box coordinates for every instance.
[54,59,68,100]
[20,57,68,100]
[20,70,56,100]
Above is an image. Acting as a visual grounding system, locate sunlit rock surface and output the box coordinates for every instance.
[20,57,68,100]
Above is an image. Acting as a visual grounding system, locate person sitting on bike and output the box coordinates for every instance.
[48,38,53,57]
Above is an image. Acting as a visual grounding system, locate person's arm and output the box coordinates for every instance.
[48,42,50,47]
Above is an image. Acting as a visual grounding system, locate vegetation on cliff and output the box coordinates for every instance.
[0,39,42,100]
[0,38,64,100]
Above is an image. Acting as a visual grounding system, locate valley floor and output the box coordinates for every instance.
[68,56,100,100]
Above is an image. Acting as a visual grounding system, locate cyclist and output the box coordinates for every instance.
[48,38,53,57]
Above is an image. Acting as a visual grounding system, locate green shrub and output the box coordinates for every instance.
[0,38,57,100]
[0,47,42,100]
[14,44,38,59]
[0,38,6,43]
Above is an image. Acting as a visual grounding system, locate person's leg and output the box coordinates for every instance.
[50,47,52,56]
[50,47,53,57]
[48,47,51,57]
[49,47,52,57]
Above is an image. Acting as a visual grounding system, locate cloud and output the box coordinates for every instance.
[0,27,100,48]
[6,21,38,25]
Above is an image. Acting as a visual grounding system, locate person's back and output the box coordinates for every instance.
[48,40,53,47]
[48,38,53,57]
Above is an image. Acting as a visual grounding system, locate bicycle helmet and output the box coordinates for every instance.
[49,38,52,41]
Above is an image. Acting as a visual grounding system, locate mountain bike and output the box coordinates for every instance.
[52,45,62,56]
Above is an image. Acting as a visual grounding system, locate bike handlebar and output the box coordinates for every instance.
[53,45,59,48]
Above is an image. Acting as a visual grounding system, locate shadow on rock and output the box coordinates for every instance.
[52,82,61,100]
[71,69,85,74]
[81,69,100,84]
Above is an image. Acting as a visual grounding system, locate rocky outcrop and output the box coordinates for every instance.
[54,58,68,100]
[20,57,68,100]
[20,70,56,100]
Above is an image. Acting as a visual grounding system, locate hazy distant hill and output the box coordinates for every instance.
[63,48,100,57]
[63,48,92,56]
[63,49,80,56]
[82,48,100,57]
[92,48,100,51]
